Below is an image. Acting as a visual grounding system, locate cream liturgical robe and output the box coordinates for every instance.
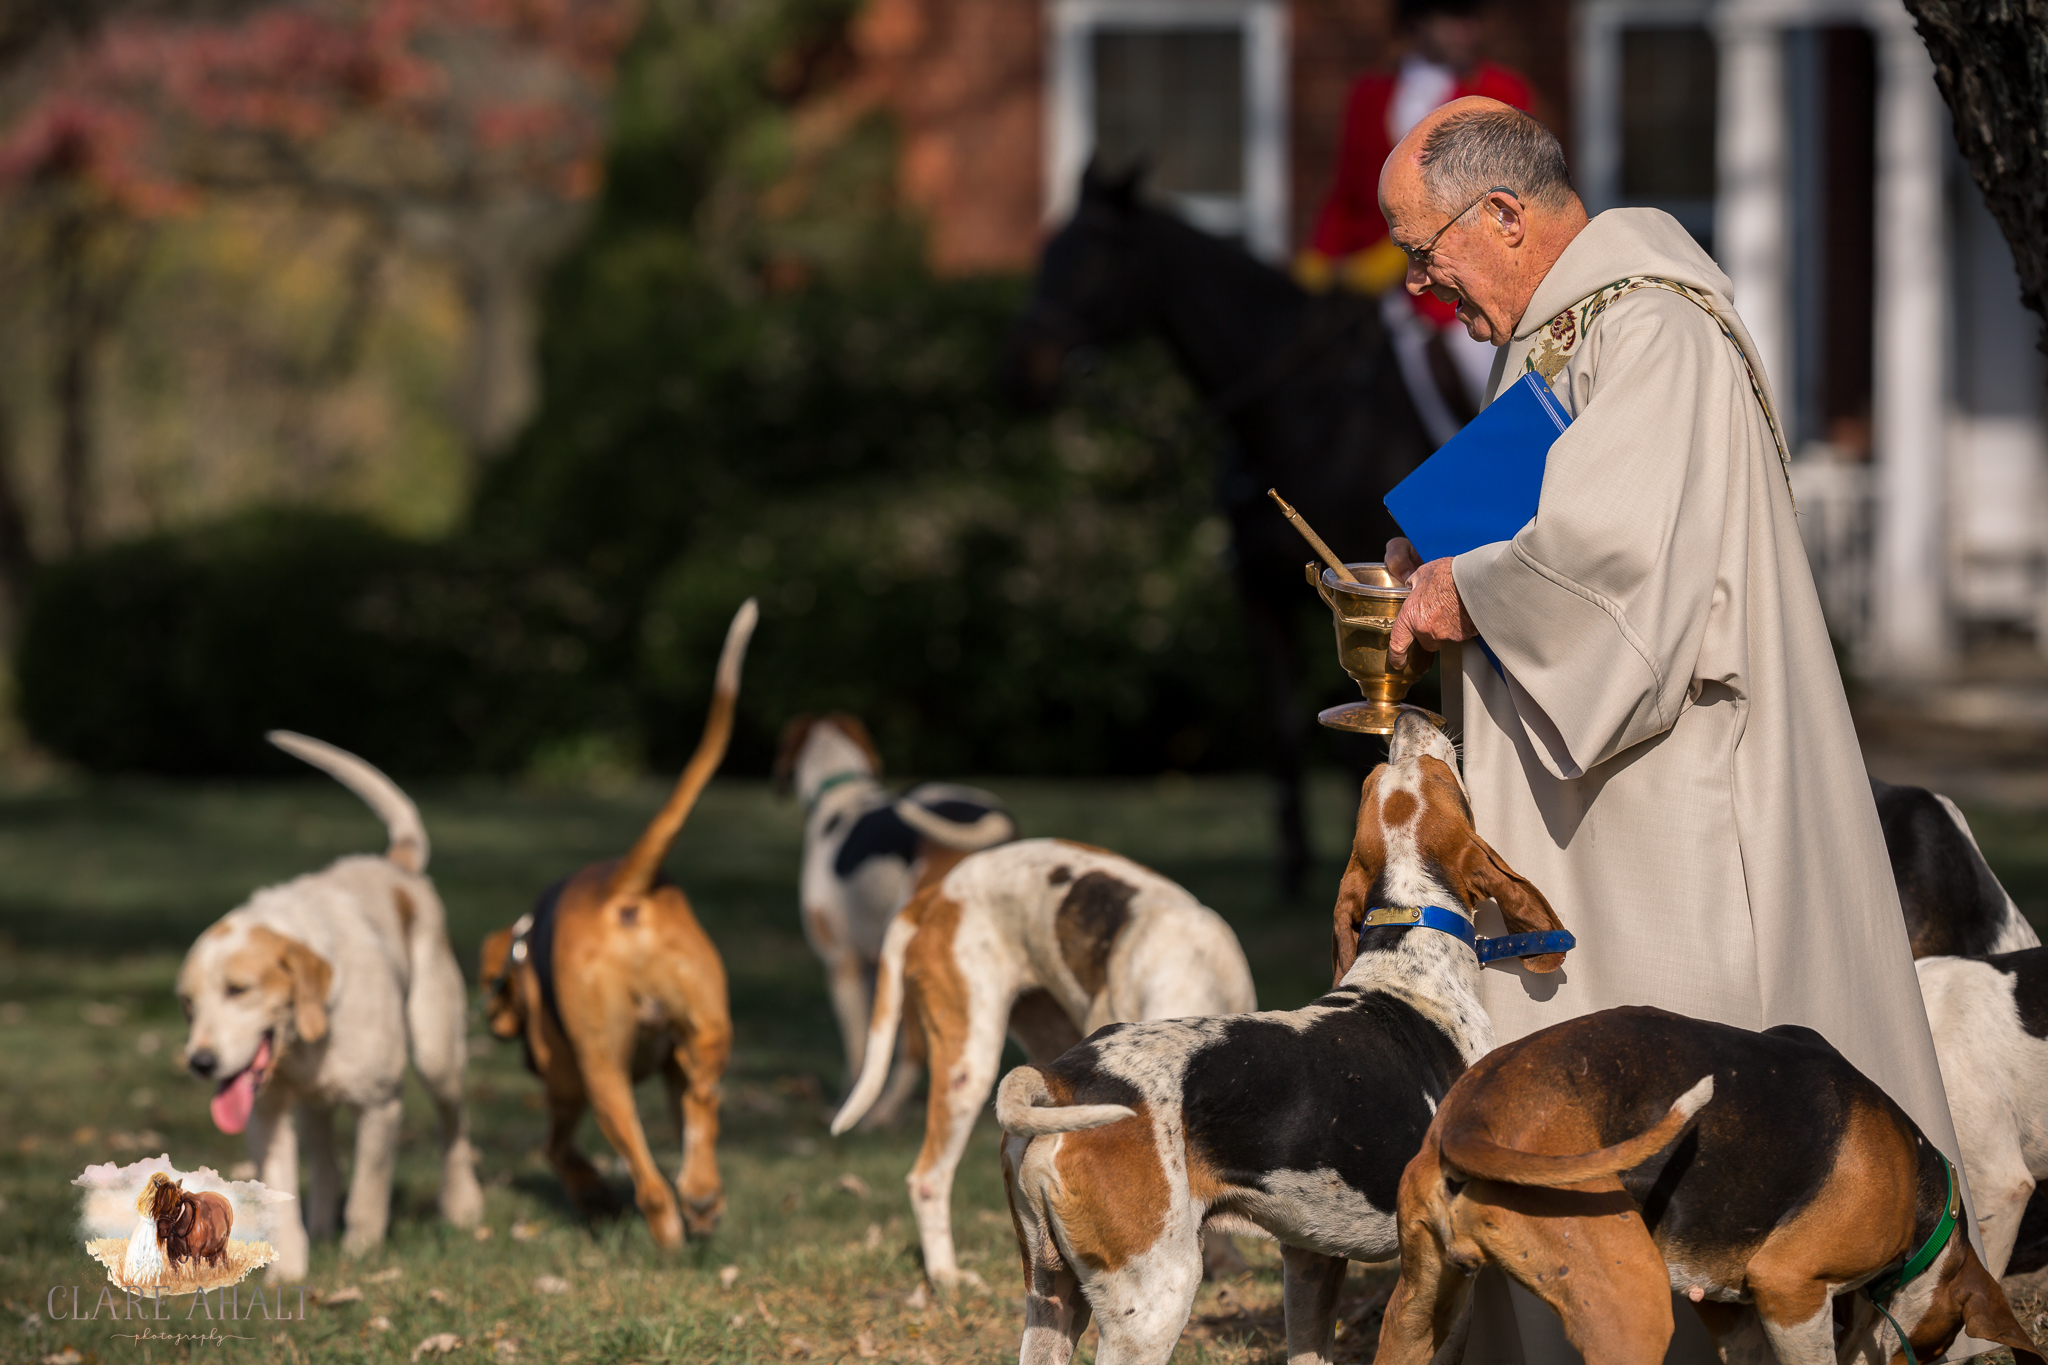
[1445,209,1963,1363]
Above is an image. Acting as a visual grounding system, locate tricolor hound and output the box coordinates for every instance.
[993,708,1573,1365]
[176,732,483,1282]
[1377,1006,2044,1365]
[829,836,1257,1290]
[1874,775,2048,1278]
[1873,776,2037,958]
[479,601,755,1249]
[777,713,1015,1122]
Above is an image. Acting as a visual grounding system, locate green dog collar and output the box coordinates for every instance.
[1862,1154,1961,1365]
[804,770,866,814]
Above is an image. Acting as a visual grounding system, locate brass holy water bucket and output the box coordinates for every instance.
[1308,562,1447,735]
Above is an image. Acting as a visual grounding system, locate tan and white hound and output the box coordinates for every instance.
[479,600,754,1249]
[829,836,1257,1289]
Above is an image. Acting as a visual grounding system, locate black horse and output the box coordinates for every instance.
[1004,167,1437,896]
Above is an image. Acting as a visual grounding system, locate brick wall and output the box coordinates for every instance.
[852,0,1573,276]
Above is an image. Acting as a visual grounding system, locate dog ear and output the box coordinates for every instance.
[278,937,334,1043]
[1332,769,1387,984]
[1456,835,1568,974]
[828,713,883,777]
[479,928,512,986]
[1942,1242,2047,1365]
[772,714,818,797]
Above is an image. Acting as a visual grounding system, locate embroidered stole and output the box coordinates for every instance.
[1521,275,1792,488]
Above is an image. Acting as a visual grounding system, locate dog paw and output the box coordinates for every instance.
[646,1206,686,1250]
[441,1178,485,1229]
[927,1268,988,1294]
[341,1228,388,1260]
[682,1192,725,1239]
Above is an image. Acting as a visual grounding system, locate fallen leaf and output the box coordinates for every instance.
[903,1283,929,1311]
[727,1313,747,1330]
[782,1335,813,1359]
[493,1340,521,1360]
[718,1265,740,1291]
[863,1222,883,1251]
[321,1287,363,1306]
[473,1226,493,1242]
[534,1275,570,1295]
[510,1222,542,1243]
[367,1268,405,1284]
[835,1173,871,1199]
[754,1293,779,1327]
[855,1328,881,1358]
[412,1332,462,1360]
[367,1315,393,1333]
[41,1351,83,1365]
[426,1288,450,1305]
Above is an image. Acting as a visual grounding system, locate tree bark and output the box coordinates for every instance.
[53,205,93,557]
[1901,0,2048,348]
[0,392,40,635]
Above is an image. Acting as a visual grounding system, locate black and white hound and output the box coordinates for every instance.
[1874,776,2037,958]
[776,713,1015,1123]
[992,708,1572,1365]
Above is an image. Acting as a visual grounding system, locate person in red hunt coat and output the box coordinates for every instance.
[1297,0,1533,440]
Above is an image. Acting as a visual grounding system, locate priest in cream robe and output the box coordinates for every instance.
[1375,98,1967,1363]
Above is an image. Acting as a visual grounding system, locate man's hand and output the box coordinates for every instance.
[1386,537,1423,584]
[1388,554,1477,671]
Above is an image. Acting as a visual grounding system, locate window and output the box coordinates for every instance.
[1046,0,1288,260]
[1574,2,1718,250]
[1620,28,1718,212]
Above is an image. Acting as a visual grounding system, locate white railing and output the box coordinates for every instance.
[1790,454,1876,657]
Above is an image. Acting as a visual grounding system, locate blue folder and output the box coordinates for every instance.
[1383,370,1572,562]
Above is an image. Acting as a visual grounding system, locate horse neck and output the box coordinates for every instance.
[1138,212,1312,398]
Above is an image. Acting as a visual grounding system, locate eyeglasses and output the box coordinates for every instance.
[1394,185,1518,271]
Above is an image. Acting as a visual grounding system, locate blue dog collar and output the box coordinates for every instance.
[1359,906,1575,963]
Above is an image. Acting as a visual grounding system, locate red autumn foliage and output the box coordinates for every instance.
[0,0,640,212]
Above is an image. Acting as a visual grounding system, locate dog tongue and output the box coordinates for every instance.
[209,1037,270,1135]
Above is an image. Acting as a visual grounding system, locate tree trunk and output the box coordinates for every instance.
[0,391,38,635]
[1901,0,2048,348]
[53,205,92,556]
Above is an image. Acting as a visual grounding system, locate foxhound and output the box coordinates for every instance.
[1874,776,2038,958]
[777,713,1015,1122]
[1377,1005,2044,1365]
[479,601,755,1249]
[1872,776,2048,1279]
[829,836,1258,1289]
[993,706,1572,1365]
[176,732,483,1282]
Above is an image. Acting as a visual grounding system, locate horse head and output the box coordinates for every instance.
[1001,160,1160,409]
[144,1174,184,1233]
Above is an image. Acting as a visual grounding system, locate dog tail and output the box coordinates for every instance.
[1440,1075,1713,1187]
[893,785,1016,853]
[268,732,430,874]
[609,599,759,900]
[830,909,920,1135]
[995,1067,1136,1136]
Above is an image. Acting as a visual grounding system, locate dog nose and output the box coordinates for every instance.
[188,1048,217,1078]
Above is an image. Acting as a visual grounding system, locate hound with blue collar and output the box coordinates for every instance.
[776,713,1016,1123]
[994,708,1572,1365]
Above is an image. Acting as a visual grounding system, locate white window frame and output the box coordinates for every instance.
[1044,0,1290,262]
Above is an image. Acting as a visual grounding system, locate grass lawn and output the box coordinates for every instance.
[2,770,2044,1364]
[0,771,1387,1365]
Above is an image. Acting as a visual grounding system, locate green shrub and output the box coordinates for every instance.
[16,510,609,775]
